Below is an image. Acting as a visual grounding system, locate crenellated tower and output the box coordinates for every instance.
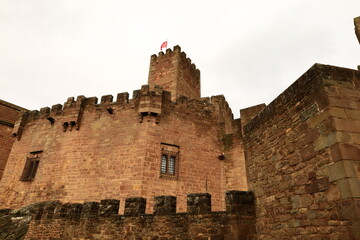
[148,45,200,101]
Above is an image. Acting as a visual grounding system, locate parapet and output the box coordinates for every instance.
[240,103,266,136]
[148,45,200,101]
[150,45,200,77]
[0,191,256,239]
[3,191,254,221]
[243,63,360,134]
[150,45,181,61]
[10,84,236,140]
[10,91,136,139]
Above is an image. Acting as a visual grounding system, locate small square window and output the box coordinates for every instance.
[160,144,179,180]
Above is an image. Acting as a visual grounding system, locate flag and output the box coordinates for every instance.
[160,41,168,50]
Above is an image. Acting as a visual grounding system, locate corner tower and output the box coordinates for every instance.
[148,45,200,101]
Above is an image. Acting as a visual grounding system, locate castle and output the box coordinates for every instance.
[0,17,359,240]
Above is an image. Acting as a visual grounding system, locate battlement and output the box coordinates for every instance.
[1,191,255,218]
[23,191,253,219]
[243,63,360,134]
[0,191,255,239]
[29,91,220,118]
[148,45,201,101]
[21,89,162,120]
[150,45,181,59]
[11,86,236,140]
[9,45,207,138]
[16,92,226,119]
[150,46,200,80]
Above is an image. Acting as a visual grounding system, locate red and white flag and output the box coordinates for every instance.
[160,41,168,50]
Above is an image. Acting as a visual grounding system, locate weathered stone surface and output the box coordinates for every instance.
[0,194,256,240]
[338,200,360,220]
[41,201,60,220]
[187,193,211,214]
[225,190,255,215]
[66,203,83,220]
[154,195,176,215]
[98,199,120,216]
[0,100,27,181]
[330,143,360,161]
[148,45,200,102]
[0,214,31,240]
[81,201,99,218]
[243,63,360,239]
[0,201,54,240]
[124,197,146,216]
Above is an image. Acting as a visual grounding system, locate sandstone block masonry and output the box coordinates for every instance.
[148,45,201,102]
[1,16,360,239]
[0,191,256,240]
[243,64,360,239]
[0,46,248,215]
[0,100,27,180]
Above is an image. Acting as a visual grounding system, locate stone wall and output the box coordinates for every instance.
[148,45,201,101]
[0,191,256,240]
[240,104,266,136]
[0,85,247,213]
[243,64,360,239]
[222,119,248,192]
[0,100,26,180]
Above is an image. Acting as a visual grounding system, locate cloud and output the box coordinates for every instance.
[0,0,359,118]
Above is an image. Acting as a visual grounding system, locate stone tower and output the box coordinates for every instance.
[148,45,200,101]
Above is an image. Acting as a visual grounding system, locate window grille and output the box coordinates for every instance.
[161,154,167,173]
[160,144,179,180]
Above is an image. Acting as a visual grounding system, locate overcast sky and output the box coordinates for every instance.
[1,0,359,118]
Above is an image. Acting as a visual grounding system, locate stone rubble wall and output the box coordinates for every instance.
[0,191,256,240]
[243,64,360,239]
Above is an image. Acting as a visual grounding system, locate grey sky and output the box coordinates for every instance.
[0,0,359,118]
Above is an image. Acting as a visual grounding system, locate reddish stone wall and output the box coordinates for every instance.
[222,119,248,191]
[0,100,26,180]
[148,45,201,101]
[0,124,14,180]
[0,100,24,124]
[0,86,247,213]
[244,64,360,239]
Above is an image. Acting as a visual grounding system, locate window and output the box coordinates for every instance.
[20,151,42,181]
[160,144,179,180]
[161,155,176,174]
